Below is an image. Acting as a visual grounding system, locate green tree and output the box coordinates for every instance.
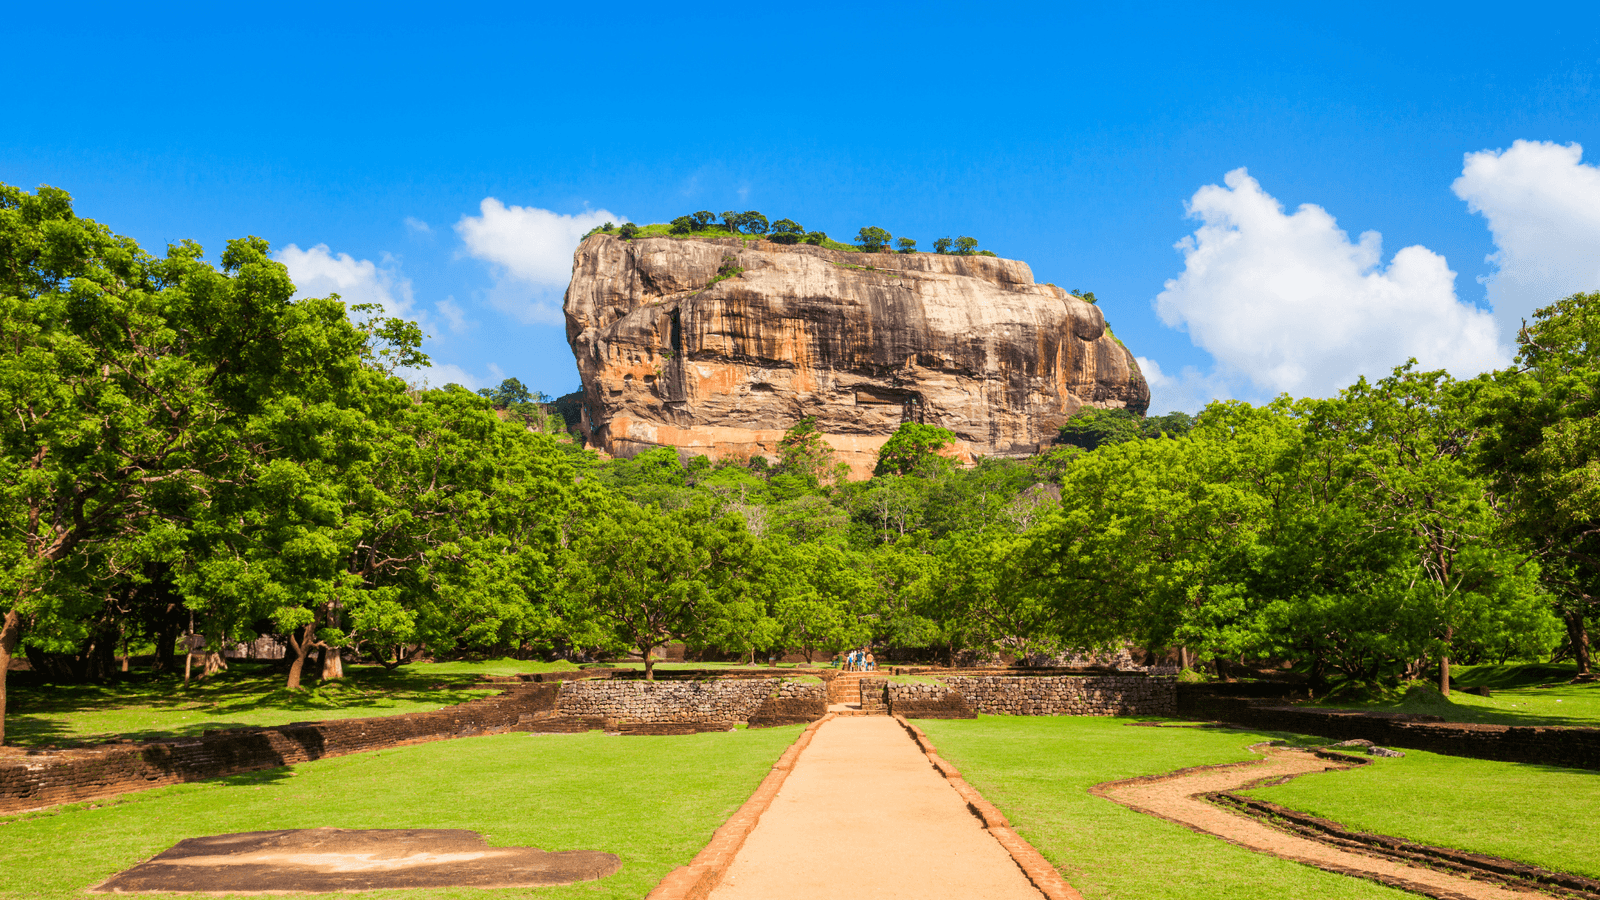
[560,500,753,679]
[740,211,769,235]
[618,222,640,240]
[1057,406,1143,450]
[768,218,804,244]
[896,237,917,254]
[0,185,401,734]
[1475,291,1600,678]
[777,416,840,484]
[1315,365,1548,694]
[953,236,979,255]
[1071,289,1099,304]
[803,231,828,246]
[855,226,892,252]
[874,422,955,477]
[670,215,695,234]
[933,237,953,254]
[692,211,716,229]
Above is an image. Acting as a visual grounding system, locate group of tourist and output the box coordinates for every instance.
[840,647,876,671]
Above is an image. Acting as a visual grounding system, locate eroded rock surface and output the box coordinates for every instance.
[564,235,1148,477]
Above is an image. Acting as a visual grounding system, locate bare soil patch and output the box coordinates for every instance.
[93,827,620,894]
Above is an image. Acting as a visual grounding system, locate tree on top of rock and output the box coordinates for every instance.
[856,226,891,252]
[769,218,804,244]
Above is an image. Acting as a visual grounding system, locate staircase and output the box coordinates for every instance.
[827,672,888,716]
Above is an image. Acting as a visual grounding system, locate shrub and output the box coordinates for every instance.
[856,226,891,252]
[769,218,803,244]
[670,216,695,234]
[803,231,828,245]
[896,237,917,254]
[741,211,769,235]
[618,222,640,240]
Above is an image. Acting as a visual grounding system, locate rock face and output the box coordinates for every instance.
[563,234,1148,477]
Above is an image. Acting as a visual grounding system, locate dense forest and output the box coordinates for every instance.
[2,184,1596,743]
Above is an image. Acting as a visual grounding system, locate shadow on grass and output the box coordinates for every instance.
[5,661,495,750]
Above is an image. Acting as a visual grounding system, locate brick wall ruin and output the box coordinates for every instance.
[886,682,976,718]
[548,679,825,732]
[942,675,1176,716]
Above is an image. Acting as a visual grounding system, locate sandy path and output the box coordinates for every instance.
[1097,745,1541,900]
[708,716,1045,900]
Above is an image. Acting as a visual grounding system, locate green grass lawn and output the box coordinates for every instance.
[4,658,578,749]
[0,725,802,900]
[1310,664,1600,727]
[915,716,1411,900]
[1245,748,1600,879]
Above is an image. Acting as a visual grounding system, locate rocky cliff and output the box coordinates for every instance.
[563,234,1148,478]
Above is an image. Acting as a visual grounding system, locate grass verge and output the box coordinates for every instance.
[1244,747,1600,879]
[915,716,1411,900]
[1310,665,1600,727]
[0,725,802,900]
[5,658,576,748]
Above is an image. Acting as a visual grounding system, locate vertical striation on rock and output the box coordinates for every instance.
[562,234,1148,478]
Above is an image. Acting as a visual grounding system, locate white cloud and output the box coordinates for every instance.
[397,361,493,392]
[455,198,621,325]
[1153,168,1507,400]
[1452,140,1600,339]
[436,296,469,333]
[277,244,418,321]
[1136,357,1232,415]
[404,216,433,237]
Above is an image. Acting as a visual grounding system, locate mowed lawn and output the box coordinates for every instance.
[915,716,1412,900]
[4,659,580,748]
[0,725,802,900]
[1312,664,1600,727]
[1245,748,1600,879]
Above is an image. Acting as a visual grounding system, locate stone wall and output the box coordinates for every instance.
[550,679,826,731]
[1178,689,1600,770]
[0,683,560,815]
[858,678,889,714]
[886,682,976,719]
[943,675,1176,716]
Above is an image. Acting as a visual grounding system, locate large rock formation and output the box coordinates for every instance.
[563,234,1148,478]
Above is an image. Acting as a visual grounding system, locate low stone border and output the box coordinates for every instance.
[1208,792,1600,900]
[644,714,834,900]
[1092,743,1598,900]
[895,715,1084,900]
[1177,689,1600,770]
[0,682,561,815]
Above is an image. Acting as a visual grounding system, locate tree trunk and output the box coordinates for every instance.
[1178,646,1192,671]
[120,621,130,673]
[183,612,194,684]
[0,610,21,746]
[643,644,656,682]
[1440,626,1453,696]
[1566,609,1592,677]
[321,645,343,681]
[286,623,316,691]
[203,651,228,677]
[153,605,180,674]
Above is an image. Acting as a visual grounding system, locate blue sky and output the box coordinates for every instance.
[6,2,1599,412]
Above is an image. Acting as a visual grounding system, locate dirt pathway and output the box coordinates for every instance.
[1096,745,1541,900]
[707,716,1046,900]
